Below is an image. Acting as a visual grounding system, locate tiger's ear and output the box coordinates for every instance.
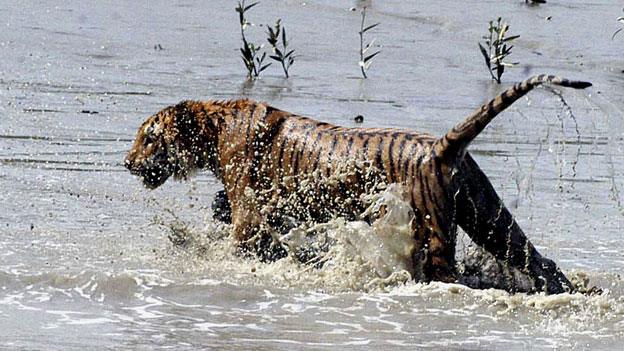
[174,101,192,123]
[173,101,198,135]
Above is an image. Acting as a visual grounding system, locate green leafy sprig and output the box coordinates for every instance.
[478,17,520,84]
[236,1,271,79]
[267,19,296,78]
[358,7,381,79]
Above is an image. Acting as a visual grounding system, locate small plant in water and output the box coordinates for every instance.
[612,9,624,40]
[236,0,271,79]
[358,7,381,79]
[266,19,296,78]
[478,17,520,84]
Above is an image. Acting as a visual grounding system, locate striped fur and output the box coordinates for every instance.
[125,75,591,294]
[435,75,592,161]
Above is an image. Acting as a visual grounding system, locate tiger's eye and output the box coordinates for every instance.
[143,125,154,136]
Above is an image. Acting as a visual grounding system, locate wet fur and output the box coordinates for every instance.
[125,75,591,294]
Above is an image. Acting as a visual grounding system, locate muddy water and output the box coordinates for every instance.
[1,0,623,350]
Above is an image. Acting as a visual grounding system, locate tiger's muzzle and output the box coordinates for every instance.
[124,153,173,189]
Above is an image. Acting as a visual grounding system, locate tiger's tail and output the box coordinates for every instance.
[434,74,592,161]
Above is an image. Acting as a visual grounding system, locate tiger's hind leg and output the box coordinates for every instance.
[455,154,573,294]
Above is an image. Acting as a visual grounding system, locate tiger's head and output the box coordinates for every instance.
[125,101,219,189]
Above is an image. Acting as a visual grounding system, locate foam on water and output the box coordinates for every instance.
[148,185,624,341]
[2,182,621,349]
[1,233,622,350]
[152,184,417,292]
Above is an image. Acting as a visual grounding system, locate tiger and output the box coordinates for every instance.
[125,74,591,294]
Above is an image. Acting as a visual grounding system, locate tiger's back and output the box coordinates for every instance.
[264,112,443,210]
[237,109,458,279]
[272,116,436,183]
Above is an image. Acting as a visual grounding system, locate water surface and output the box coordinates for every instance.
[1,1,623,350]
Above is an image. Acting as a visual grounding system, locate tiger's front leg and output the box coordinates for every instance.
[456,154,573,294]
[212,189,232,224]
[223,157,288,261]
[228,190,288,261]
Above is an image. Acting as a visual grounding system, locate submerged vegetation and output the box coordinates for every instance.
[358,7,381,79]
[266,19,296,78]
[612,9,624,40]
[236,0,271,79]
[233,3,382,80]
[231,5,538,86]
[235,1,297,79]
[478,17,520,84]
[236,1,271,79]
